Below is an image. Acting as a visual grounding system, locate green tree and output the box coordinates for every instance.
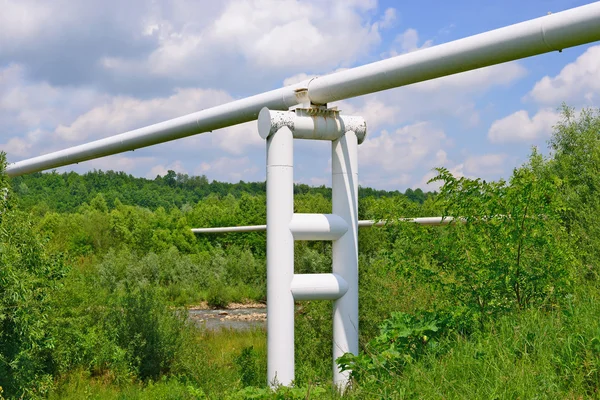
[427,156,574,319]
[547,105,600,279]
[0,153,68,398]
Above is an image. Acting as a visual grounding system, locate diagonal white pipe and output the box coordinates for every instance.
[7,2,600,177]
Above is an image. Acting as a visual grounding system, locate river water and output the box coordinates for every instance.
[188,307,266,331]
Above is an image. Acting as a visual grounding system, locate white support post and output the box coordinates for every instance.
[259,107,365,389]
[331,131,359,387]
[266,126,295,386]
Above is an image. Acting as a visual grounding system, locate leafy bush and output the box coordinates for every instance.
[548,106,600,280]
[206,284,232,309]
[235,346,262,387]
[110,284,186,381]
[0,153,68,398]
[338,312,444,383]
[386,155,576,327]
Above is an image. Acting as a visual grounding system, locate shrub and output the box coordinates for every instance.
[0,153,69,398]
[206,284,231,309]
[337,311,444,383]
[235,346,262,387]
[111,284,186,381]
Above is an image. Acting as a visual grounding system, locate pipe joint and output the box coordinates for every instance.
[258,107,367,144]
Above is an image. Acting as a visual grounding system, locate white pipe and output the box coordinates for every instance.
[191,225,267,233]
[266,126,295,387]
[289,213,348,241]
[307,3,600,104]
[290,273,349,301]
[190,217,459,234]
[357,216,461,227]
[331,130,359,388]
[8,2,600,177]
[6,81,309,177]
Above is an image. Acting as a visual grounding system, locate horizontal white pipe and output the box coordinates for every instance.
[358,216,462,227]
[289,213,348,241]
[191,225,267,234]
[291,273,349,301]
[191,217,461,233]
[7,2,600,177]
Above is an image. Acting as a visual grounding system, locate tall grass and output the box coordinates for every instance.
[345,284,600,399]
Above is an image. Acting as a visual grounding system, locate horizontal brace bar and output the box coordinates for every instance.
[289,213,348,241]
[291,273,349,301]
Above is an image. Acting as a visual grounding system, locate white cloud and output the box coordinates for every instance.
[0,64,100,129]
[107,0,389,81]
[0,2,562,192]
[488,109,560,143]
[1,137,31,157]
[54,88,233,142]
[147,160,188,178]
[0,2,55,46]
[392,28,433,55]
[463,153,507,175]
[413,62,526,92]
[489,45,599,150]
[65,154,158,174]
[360,122,448,172]
[209,122,263,155]
[529,45,600,105]
[195,156,260,182]
[283,73,317,87]
[0,64,103,158]
[379,8,397,29]
[335,97,400,132]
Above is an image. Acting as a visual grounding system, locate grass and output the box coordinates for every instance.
[347,284,600,399]
[50,327,267,399]
[47,283,600,399]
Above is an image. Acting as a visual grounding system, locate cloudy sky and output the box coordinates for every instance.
[1,0,599,191]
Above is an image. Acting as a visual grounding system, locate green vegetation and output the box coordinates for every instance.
[1,106,599,398]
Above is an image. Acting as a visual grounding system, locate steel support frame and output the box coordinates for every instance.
[260,107,365,388]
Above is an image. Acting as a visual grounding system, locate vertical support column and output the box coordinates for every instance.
[266,126,295,387]
[331,130,359,387]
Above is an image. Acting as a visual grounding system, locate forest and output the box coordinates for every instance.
[1,106,600,399]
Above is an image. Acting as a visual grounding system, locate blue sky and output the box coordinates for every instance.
[1,0,599,191]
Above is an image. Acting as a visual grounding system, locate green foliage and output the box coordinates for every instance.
[235,346,262,387]
[228,385,328,400]
[110,284,185,381]
[0,153,69,398]
[12,169,423,215]
[49,371,207,399]
[400,156,575,324]
[334,287,600,399]
[547,105,600,280]
[338,311,444,383]
[206,284,232,309]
